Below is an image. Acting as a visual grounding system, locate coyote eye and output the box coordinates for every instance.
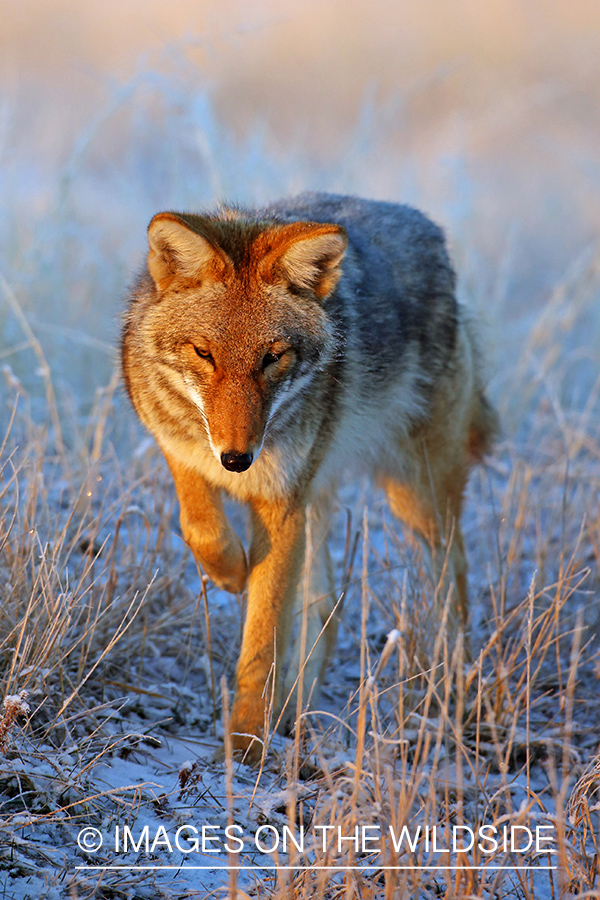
[193,346,214,365]
[263,349,284,370]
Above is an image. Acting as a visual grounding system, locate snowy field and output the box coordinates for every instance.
[1,3,600,898]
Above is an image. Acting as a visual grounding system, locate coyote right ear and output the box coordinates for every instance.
[147,214,230,291]
[260,223,348,300]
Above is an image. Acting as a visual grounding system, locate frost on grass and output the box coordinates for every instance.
[0,691,30,753]
[0,73,600,900]
[0,250,599,900]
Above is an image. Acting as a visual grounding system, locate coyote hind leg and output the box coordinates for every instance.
[383,469,469,633]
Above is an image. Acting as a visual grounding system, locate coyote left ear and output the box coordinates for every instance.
[262,223,348,299]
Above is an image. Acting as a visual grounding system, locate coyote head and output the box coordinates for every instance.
[139,211,348,471]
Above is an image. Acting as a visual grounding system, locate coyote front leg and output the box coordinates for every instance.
[279,498,339,735]
[164,451,248,594]
[230,498,306,758]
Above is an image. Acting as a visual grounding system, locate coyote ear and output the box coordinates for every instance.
[262,223,348,300]
[147,214,230,291]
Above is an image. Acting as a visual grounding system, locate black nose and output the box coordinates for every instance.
[220,451,253,473]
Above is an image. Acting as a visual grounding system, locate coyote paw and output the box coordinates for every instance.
[230,731,264,766]
[229,694,266,764]
[194,533,248,594]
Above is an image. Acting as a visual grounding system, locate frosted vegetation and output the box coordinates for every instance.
[1,10,600,898]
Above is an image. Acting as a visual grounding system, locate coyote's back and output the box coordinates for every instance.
[122,192,498,761]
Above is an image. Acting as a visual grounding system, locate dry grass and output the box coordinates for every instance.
[0,243,599,900]
[1,22,600,893]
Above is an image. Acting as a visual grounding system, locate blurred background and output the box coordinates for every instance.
[1,0,599,415]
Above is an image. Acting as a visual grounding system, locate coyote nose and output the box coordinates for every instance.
[220,451,253,473]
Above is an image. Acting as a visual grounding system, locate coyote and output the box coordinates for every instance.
[122,192,497,760]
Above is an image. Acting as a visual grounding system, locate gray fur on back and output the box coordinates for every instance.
[259,192,458,391]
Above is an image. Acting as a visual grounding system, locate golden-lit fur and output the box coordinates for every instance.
[122,192,498,761]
